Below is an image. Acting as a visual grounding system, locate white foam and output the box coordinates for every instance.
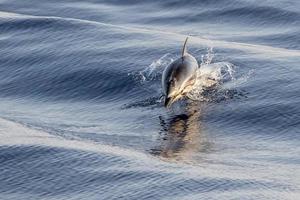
[187,48,236,101]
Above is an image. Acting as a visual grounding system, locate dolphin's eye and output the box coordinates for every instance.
[171,78,178,86]
[170,80,175,87]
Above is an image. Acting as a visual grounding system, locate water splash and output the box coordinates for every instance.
[200,47,214,66]
[187,61,236,101]
[131,53,175,83]
[184,47,237,101]
[128,47,248,108]
[222,69,255,89]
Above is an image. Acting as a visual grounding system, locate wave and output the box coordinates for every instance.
[0,11,297,106]
[0,11,299,57]
[145,6,300,27]
[0,117,153,161]
[0,68,138,102]
[1,116,298,200]
[0,17,77,33]
[198,6,300,25]
[236,31,300,50]
[0,11,249,103]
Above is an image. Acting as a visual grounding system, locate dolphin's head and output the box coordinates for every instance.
[164,79,183,107]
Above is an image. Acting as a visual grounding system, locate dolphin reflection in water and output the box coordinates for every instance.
[150,103,212,161]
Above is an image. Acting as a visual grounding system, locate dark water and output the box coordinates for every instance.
[0,0,300,199]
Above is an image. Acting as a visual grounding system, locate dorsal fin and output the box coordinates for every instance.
[181,37,189,57]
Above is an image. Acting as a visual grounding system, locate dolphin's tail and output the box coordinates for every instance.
[182,37,189,57]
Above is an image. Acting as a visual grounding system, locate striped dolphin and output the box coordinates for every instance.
[162,37,199,107]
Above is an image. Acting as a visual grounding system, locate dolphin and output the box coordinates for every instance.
[162,37,199,107]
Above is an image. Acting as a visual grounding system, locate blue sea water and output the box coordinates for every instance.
[0,0,299,199]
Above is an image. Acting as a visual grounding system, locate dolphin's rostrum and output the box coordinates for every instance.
[162,37,199,107]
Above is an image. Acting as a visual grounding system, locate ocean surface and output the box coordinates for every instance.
[0,0,299,199]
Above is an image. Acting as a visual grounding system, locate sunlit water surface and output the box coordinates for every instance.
[0,0,299,199]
